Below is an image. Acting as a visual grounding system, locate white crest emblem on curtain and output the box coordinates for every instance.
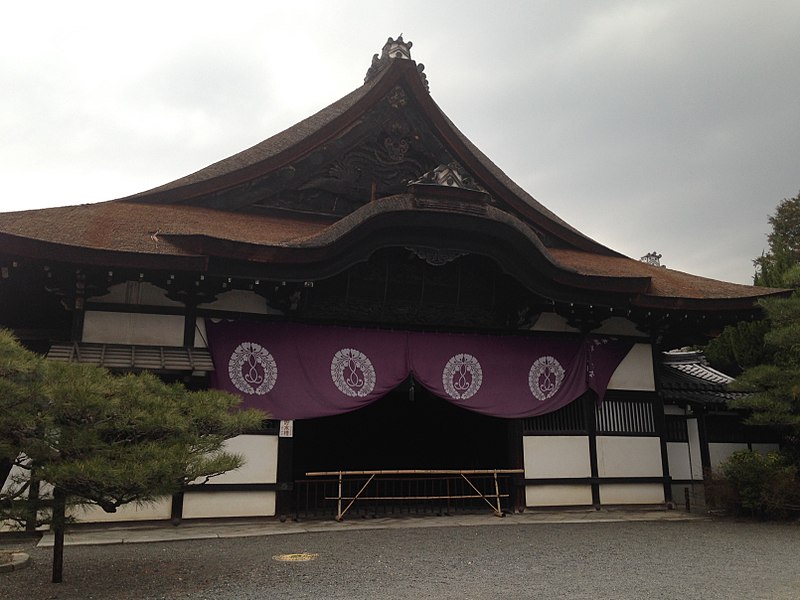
[228,342,278,395]
[528,356,565,401]
[442,353,483,400]
[331,348,376,397]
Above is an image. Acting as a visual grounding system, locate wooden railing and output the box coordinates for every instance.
[304,469,523,521]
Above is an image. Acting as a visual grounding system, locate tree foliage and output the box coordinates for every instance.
[731,293,800,462]
[712,450,800,519]
[0,329,49,508]
[753,190,800,287]
[705,191,800,469]
[2,332,264,515]
[704,319,771,376]
[0,330,265,580]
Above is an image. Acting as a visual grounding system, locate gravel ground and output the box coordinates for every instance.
[2,519,799,599]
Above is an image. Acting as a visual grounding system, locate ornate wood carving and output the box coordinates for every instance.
[294,248,543,329]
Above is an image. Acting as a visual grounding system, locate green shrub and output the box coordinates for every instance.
[715,450,800,519]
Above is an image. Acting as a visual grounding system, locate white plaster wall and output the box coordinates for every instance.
[82,311,184,346]
[596,436,663,478]
[71,499,172,523]
[204,435,278,485]
[528,313,580,333]
[89,281,183,307]
[592,317,646,337]
[1,461,29,497]
[666,442,692,481]
[752,443,781,455]
[195,317,208,347]
[687,419,704,480]
[523,436,591,479]
[607,343,655,391]
[709,442,749,471]
[525,484,593,507]
[198,290,280,314]
[182,491,276,519]
[599,483,664,504]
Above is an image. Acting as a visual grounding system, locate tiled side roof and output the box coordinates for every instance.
[549,248,779,300]
[660,350,742,405]
[47,341,214,372]
[0,202,325,255]
[0,194,785,308]
[668,362,734,385]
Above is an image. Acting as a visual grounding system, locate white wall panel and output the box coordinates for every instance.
[751,443,780,455]
[596,436,663,478]
[182,491,276,519]
[82,311,184,346]
[195,317,208,347]
[593,317,646,337]
[205,435,278,485]
[666,442,692,481]
[525,484,593,507]
[523,436,591,479]
[687,419,704,480]
[709,443,749,471]
[607,343,654,391]
[89,282,183,307]
[198,290,279,314]
[599,483,664,505]
[528,313,580,333]
[72,498,172,523]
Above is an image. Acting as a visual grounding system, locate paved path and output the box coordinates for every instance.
[2,511,799,599]
[36,507,699,547]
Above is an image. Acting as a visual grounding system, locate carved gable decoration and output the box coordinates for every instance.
[250,106,453,217]
[409,162,486,193]
[408,162,492,211]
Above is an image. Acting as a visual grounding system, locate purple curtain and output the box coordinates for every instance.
[206,321,633,420]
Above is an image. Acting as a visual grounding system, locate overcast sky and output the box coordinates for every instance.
[1,1,798,285]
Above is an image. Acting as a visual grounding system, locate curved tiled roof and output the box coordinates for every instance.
[0,191,785,311]
[549,248,778,301]
[0,48,786,312]
[0,202,324,255]
[126,77,385,200]
[120,57,614,256]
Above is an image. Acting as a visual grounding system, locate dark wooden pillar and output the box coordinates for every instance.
[171,293,197,525]
[506,418,525,512]
[696,408,712,479]
[276,422,295,520]
[70,271,86,342]
[584,394,601,509]
[51,488,66,583]
[183,294,197,347]
[651,341,673,506]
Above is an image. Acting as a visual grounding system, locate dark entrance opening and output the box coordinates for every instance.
[291,383,519,518]
[293,384,510,475]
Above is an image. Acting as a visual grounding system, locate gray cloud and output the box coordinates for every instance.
[1,1,798,284]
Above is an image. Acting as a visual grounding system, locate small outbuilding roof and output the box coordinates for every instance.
[660,349,745,405]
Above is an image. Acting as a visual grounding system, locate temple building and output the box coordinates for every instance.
[0,37,783,522]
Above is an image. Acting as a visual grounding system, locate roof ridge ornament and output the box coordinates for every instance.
[365,35,429,92]
[409,162,486,193]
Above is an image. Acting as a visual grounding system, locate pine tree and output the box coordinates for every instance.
[732,293,800,462]
[753,191,800,287]
[0,330,265,582]
[727,192,800,463]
